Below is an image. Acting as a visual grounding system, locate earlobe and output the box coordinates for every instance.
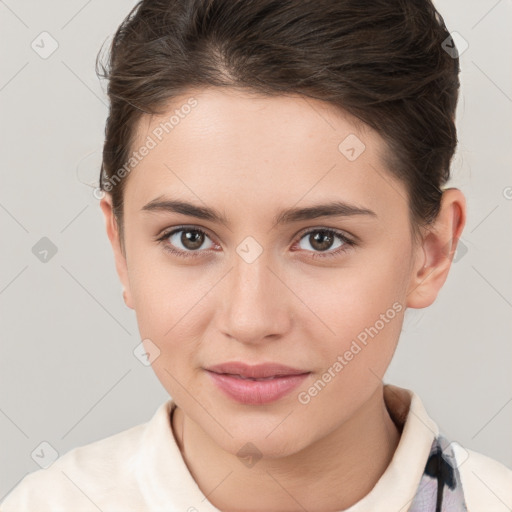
[122,289,132,309]
[99,195,135,310]
[406,188,467,309]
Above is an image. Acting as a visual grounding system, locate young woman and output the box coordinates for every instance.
[2,0,511,511]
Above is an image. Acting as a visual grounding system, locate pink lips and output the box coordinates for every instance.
[205,361,311,405]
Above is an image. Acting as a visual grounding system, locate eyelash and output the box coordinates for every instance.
[155,225,356,260]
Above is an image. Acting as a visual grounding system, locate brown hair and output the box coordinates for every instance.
[96,0,460,248]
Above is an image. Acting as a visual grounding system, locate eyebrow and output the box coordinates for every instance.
[141,196,377,227]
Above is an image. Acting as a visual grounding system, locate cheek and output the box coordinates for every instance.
[127,255,214,374]
[127,241,203,327]
[130,268,206,396]
[299,249,409,368]
[303,252,407,326]
[132,279,207,341]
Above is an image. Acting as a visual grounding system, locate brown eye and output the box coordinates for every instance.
[303,230,337,252]
[156,225,355,261]
[295,228,355,259]
[298,229,343,252]
[157,226,215,258]
[175,229,206,250]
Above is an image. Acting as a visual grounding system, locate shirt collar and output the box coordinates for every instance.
[134,383,439,511]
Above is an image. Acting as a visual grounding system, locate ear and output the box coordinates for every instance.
[406,188,467,309]
[99,194,134,310]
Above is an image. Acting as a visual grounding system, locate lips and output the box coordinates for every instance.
[205,370,310,405]
[205,361,310,379]
[204,361,312,404]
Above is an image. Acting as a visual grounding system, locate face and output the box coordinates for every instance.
[102,87,430,458]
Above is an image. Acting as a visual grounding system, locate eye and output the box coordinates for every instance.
[294,228,355,259]
[155,225,356,260]
[156,225,216,258]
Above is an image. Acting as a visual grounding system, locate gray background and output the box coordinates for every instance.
[1,0,511,500]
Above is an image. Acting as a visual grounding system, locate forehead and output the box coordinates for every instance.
[125,87,408,224]
[134,87,374,157]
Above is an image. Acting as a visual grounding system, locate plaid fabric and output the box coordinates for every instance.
[409,434,468,512]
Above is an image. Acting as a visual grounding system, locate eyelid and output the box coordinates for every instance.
[295,225,355,243]
[155,224,356,259]
[156,223,213,240]
[156,224,355,243]
[155,224,218,248]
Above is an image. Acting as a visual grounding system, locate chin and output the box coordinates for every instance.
[211,421,307,462]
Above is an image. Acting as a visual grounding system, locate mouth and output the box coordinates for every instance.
[212,373,297,381]
[205,361,310,379]
[204,363,311,405]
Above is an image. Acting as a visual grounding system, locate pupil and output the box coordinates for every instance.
[311,231,333,251]
[183,230,203,250]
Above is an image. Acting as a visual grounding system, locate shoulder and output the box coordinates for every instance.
[457,445,512,511]
[0,421,149,512]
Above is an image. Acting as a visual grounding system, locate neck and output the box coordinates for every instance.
[172,384,401,512]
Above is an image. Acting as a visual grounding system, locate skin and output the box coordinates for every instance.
[100,87,466,512]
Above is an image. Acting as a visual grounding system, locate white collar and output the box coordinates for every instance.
[134,383,439,511]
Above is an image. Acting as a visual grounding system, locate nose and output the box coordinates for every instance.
[216,251,294,345]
